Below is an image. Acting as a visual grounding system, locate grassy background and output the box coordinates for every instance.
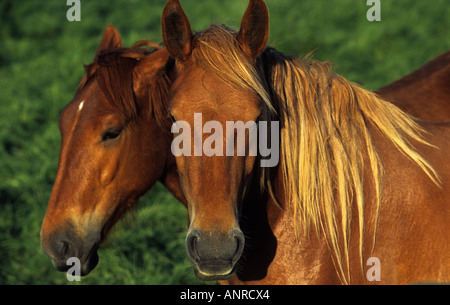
[0,0,448,285]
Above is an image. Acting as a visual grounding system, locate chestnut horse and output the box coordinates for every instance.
[162,0,450,284]
[42,10,450,281]
[376,50,450,122]
[40,26,185,275]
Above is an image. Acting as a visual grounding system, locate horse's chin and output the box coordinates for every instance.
[193,265,236,281]
[52,250,99,277]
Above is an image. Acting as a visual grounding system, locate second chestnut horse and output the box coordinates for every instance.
[161,0,450,284]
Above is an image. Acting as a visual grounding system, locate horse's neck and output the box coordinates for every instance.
[228,160,341,284]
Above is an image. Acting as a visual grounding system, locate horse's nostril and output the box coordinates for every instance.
[61,241,69,257]
[234,237,240,255]
[231,230,245,263]
[186,231,200,262]
[189,236,198,252]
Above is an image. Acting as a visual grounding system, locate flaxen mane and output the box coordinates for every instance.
[191,25,439,284]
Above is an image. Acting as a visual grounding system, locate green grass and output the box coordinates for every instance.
[0,0,448,285]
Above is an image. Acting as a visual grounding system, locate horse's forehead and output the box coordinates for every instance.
[170,65,262,121]
[60,81,116,135]
[75,78,116,112]
[78,100,85,112]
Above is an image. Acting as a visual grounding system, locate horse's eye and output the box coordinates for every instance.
[169,113,176,123]
[102,128,122,141]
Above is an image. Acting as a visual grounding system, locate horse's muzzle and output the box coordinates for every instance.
[41,229,100,276]
[186,228,245,281]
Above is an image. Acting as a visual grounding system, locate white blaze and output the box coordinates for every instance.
[78,100,85,112]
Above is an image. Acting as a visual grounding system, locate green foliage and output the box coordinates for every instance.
[0,0,448,284]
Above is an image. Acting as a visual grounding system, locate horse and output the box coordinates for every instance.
[376,50,450,122]
[40,26,185,275]
[161,0,450,284]
[41,8,450,280]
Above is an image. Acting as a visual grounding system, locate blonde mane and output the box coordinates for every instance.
[259,48,440,283]
[192,25,273,112]
[191,25,439,284]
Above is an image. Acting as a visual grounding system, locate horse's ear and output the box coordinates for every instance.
[96,25,122,57]
[237,0,269,60]
[161,0,193,61]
